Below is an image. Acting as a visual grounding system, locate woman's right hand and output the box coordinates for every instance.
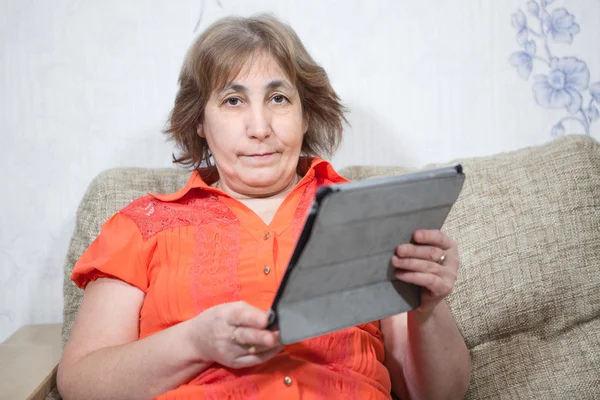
[188,301,284,369]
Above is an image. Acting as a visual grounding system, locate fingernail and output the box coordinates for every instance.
[392,256,404,266]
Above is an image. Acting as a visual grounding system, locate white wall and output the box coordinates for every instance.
[1,0,599,342]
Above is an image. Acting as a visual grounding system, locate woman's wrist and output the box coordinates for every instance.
[180,315,214,366]
[408,300,445,325]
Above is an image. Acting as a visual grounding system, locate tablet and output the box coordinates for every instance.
[266,164,465,344]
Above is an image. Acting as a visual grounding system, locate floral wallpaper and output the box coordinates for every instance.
[510,0,600,136]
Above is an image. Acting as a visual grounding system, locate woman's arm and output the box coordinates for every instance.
[382,229,471,400]
[381,302,471,400]
[57,278,282,400]
[57,278,208,400]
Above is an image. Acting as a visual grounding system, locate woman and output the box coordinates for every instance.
[57,14,471,400]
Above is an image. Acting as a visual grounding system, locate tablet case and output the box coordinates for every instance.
[267,165,465,344]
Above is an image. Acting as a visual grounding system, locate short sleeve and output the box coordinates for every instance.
[71,212,150,292]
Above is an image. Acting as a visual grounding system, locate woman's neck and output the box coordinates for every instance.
[212,173,302,201]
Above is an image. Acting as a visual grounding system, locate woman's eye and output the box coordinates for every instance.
[225,97,241,106]
[272,95,288,104]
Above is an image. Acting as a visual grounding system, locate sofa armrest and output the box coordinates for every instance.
[0,324,62,400]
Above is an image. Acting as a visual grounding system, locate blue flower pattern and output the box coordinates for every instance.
[509,0,599,136]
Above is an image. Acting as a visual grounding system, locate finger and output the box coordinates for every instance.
[232,345,285,369]
[413,230,454,250]
[228,302,269,328]
[395,244,445,263]
[395,271,450,296]
[245,341,284,356]
[391,256,442,275]
[233,327,281,349]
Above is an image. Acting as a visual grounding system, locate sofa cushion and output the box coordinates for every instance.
[61,135,600,399]
[341,135,600,399]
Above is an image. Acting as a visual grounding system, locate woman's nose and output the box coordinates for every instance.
[246,104,272,140]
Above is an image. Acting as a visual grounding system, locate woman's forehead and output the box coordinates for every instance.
[216,51,294,91]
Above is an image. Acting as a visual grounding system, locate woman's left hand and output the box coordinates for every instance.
[391,229,459,314]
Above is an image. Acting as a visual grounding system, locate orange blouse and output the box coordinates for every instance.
[71,158,392,399]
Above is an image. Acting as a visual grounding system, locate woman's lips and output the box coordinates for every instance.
[241,152,277,164]
[245,152,275,158]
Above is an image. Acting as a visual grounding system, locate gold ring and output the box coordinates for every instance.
[248,345,257,355]
[438,253,446,265]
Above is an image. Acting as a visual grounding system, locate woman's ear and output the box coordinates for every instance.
[302,113,310,135]
[196,124,205,138]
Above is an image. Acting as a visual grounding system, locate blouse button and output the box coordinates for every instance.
[263,232,270,240]
[283,376,293,386]
[263,266,271,275]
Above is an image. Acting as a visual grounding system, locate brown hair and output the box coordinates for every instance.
[165,13,346,169]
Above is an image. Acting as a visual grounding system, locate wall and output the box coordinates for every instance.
[1,0,599,342]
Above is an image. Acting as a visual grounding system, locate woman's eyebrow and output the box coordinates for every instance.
[220,83,247,95]
[265,80,294,91]
[219,80,294,95]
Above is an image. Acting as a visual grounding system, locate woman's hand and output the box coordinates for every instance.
[188,301,284,369]
[391,229,459,314]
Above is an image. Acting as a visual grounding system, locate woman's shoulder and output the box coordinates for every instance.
[117,191,228,241]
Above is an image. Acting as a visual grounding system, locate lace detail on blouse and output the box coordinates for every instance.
[121,192,243,312]
[190,195,242,312]
[291,177,329,240]
[121,192,228,241]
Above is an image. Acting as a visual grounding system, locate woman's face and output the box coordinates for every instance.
[199,52,308,197]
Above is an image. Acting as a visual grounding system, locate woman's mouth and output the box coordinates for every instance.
[246,152,275,158]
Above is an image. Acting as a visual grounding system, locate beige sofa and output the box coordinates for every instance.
[3,134,599,399]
